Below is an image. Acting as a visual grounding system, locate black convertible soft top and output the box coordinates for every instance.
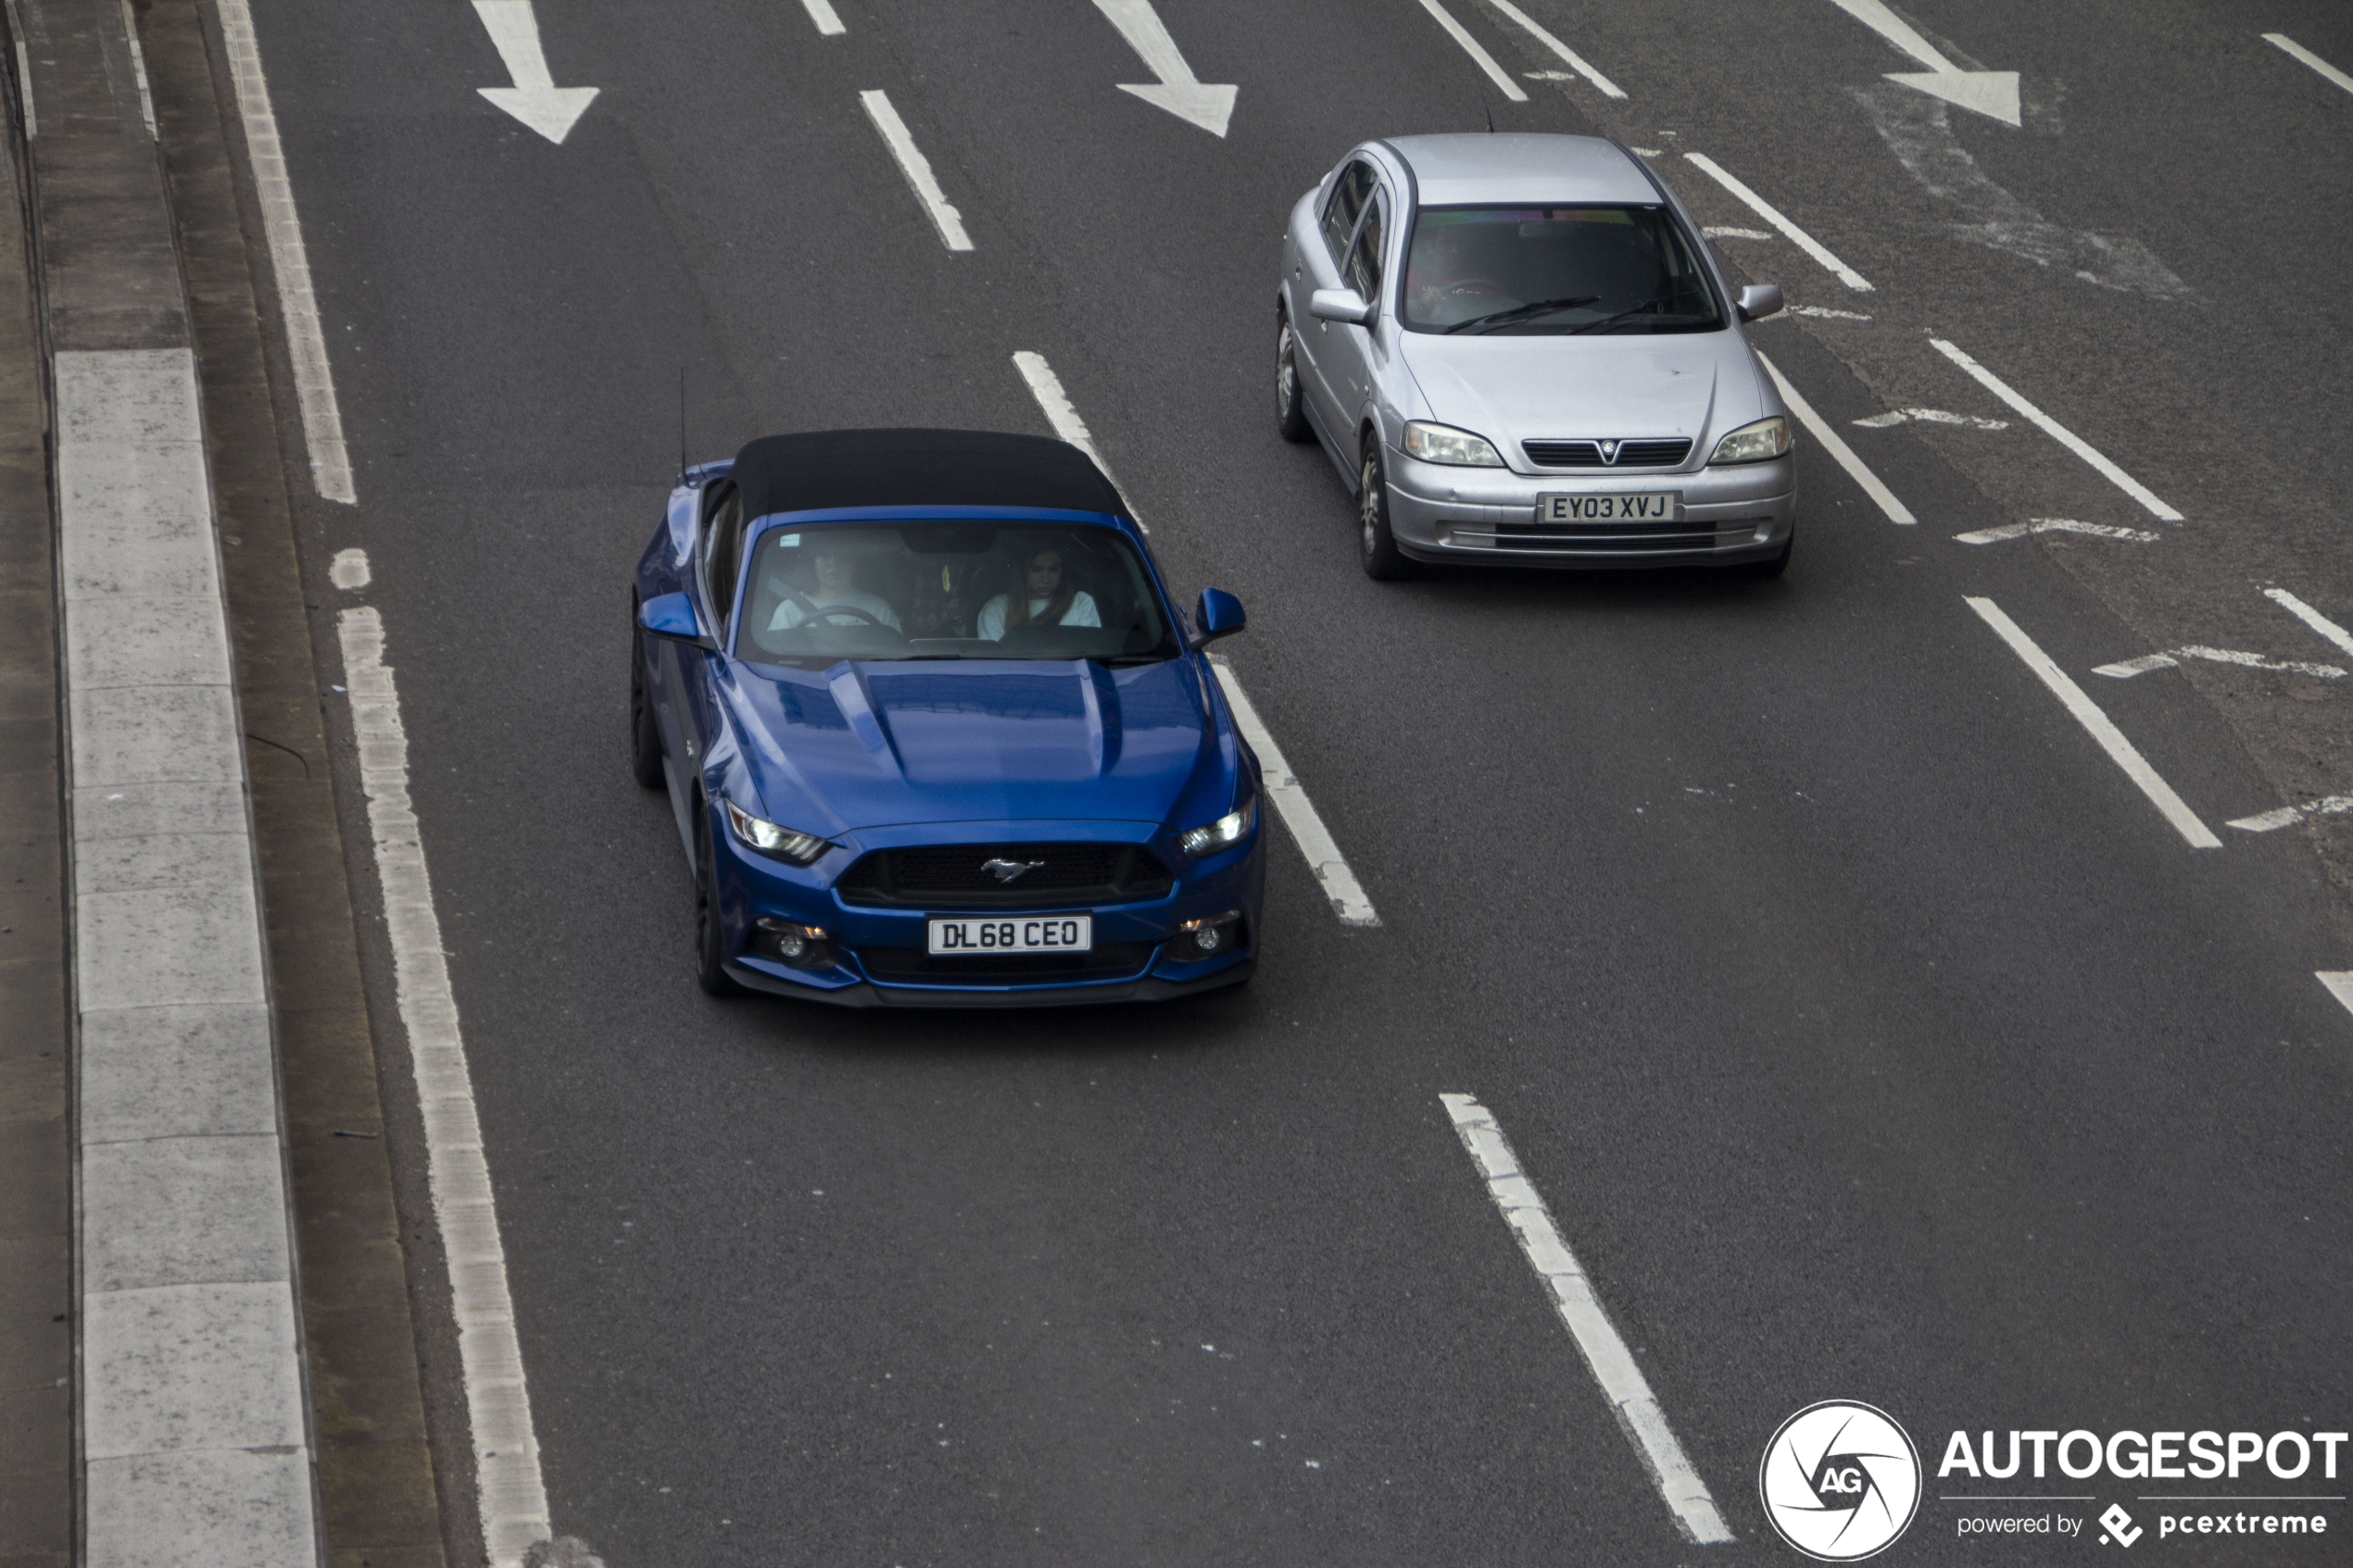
[728,429,1128,521]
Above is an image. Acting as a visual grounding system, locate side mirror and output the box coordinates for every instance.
[1309,287,1373,326]
[1735,283,1785,323]
[1194,588,1246,646]
[638,591,715,651]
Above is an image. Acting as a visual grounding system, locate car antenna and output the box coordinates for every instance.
[677,363,689,482]
[1485,103,1494,133]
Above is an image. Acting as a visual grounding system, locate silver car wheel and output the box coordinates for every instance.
[1359,457,1379,555]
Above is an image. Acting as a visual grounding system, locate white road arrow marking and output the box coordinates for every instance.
[472,0,598,144]
[1824,0,2019,126]
[1090,0,1236,136]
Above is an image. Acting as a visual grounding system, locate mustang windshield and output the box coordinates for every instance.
[736,522,1181,666]
[1403,206,1723,334]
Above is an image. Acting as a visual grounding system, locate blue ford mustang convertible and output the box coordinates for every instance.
[631,429,1265,1006]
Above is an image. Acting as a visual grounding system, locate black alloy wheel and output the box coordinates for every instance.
[693,807,744,997]
[1277,315,1313,444]
[1358,441,1412,580]
[630,610,665,788]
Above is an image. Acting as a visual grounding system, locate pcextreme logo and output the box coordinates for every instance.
[1760,1400,1924,1562]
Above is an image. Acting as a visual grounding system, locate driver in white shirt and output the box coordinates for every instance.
[977,547,1101,641]
[767,548,901,632]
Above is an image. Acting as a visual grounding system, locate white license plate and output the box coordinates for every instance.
[1539,492,1679,523]
[927,915,1093,955]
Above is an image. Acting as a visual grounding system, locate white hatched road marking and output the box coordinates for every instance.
[1853,408,2007,431]
[217,0,356,501]
[1966,597,2221,849]
[799,0,845,36]
[1755,351,1915,524]
[340,606,553,1566]
[1684,154,1873,291]
[1929,339,2182,521]
[1440,1096,1733,1545]
[2095,646,2343,682]
[1413,0,1528,102]
[861,89,973,251]
[2266,33,2353,97]
[2264,587,2353,660]
[1956,519,2158,546]
[2232,797,2353,834]
[1483,0,1625,97]
[1212,659,1378,926]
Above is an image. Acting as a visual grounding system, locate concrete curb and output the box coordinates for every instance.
[9,0,322,1561]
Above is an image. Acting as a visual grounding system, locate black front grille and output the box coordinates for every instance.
[835,844,1175,909]
[857,941,1157,984]
[1523,439,1693,468]
[1491,521,1718,553]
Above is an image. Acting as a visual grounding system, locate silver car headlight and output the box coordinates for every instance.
[1178,798,1256,858]
[724,797,831,865]
[1709,415,1793,465]
[1403,420,1505,467]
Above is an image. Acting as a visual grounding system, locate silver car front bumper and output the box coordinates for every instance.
[1384,446,1796,567]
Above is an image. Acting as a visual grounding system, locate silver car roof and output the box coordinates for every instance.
[1382,133,1657,208]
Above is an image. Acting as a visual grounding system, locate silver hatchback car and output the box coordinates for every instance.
[1278,134,1798,579]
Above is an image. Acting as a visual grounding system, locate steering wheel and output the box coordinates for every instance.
[1442,277,1509,297]
[804,604,888,628]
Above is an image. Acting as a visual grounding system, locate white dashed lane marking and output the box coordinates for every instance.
[1967,597,2221,849]
[861,89,973,252]
[339,609,552,1564]
[1412,0,1528,102]
[2266,33,2353,97]
[1213,659,1378,927]
[1485,0,1626,98]
[1010,356,1374,925]
[799,0,845,36]
[218,0,355,501]
[1684,154,1873,291]
[1930,339,2182,521]
[1440,1095,1732,1545]
[1755,351,1916,525]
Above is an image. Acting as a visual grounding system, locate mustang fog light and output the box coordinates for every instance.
[755,917,832,969]
[724,797,832,865]
[1176,909,1244,954]
[1178,797,1256,858]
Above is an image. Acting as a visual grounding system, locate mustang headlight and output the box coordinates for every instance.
[1403,420,1505,467]
[724,797,831,865]
[1178,798,1256,858]
[1709,415,1793,465]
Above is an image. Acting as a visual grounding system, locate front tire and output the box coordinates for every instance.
[693,808,744,997]
[630,612,665,788]
[1277,315,1313,444]
[1358,442,1413,581]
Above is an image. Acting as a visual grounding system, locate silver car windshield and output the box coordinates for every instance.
[737,521,1179,667]
[1402,206,1724,335]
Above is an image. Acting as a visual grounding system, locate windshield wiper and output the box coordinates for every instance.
[1443,295,1601,334]
[1088,653,1173,667]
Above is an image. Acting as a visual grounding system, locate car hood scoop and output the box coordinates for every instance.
[1399,331,1756,464]
[727,659,1216,832]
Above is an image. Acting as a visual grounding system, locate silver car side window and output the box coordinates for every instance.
[1320,160,1375,265]
[703,486,746,635]
[1344,191,1387,307]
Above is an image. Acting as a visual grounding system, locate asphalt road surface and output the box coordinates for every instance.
[234,0,2353,1561]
